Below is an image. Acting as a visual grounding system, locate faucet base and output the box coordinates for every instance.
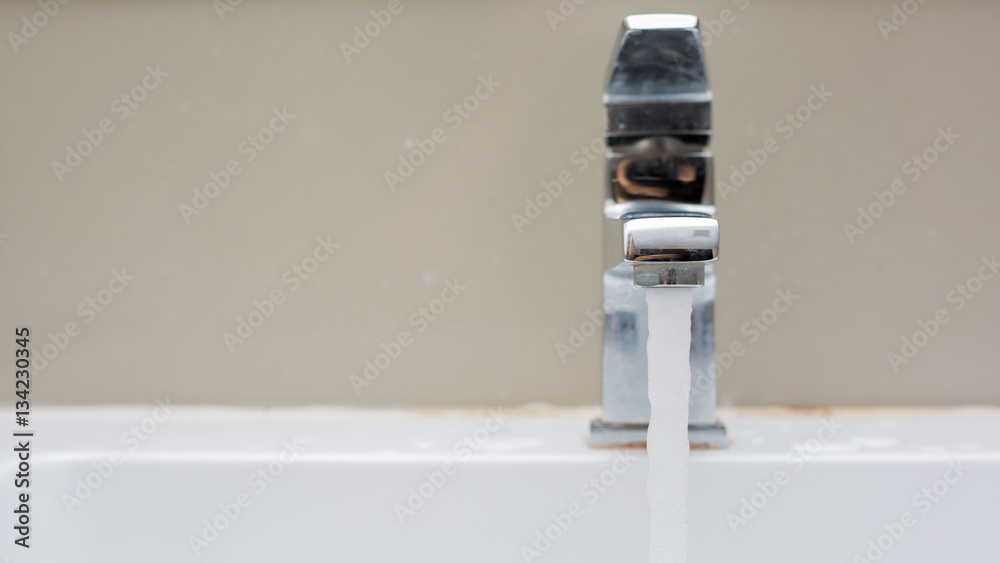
[588,418,727,448]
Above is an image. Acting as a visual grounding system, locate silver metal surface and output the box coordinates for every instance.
[599,264,717,428]
[607,152,714,208]
[589,419,728,449]
[632,263,705,288]
[604,14,711,140]
[624,216,718,263]
[593,14,726,448]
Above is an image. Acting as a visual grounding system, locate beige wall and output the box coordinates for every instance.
[2,0,998,407]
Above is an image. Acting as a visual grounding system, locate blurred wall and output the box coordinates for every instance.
[2,0,998,407]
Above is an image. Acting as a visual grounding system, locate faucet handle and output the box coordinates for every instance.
[604,14,711,142]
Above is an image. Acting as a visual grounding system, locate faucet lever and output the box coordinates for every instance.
[604,14,711,142]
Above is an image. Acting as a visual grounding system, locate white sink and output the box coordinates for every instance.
[11,406,1000,562]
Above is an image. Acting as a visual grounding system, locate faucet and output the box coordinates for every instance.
[590,14,727,448]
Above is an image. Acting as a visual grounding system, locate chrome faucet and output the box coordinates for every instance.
[590,14,727,448]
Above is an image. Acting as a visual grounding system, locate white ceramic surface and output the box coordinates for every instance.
[7,406,999,562]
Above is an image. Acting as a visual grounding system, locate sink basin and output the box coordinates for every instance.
[13,406,1000,562]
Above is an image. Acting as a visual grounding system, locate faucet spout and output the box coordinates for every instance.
[590,14,727,449]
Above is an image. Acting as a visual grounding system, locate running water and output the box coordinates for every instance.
[646,287,693,563]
